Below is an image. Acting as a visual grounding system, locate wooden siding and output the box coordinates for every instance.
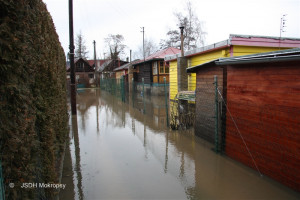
[115,71,125,79]
[153,75,169,83]
[225,61,300,192]
[188,48,229,99]
[169,60,178,100]
[136,62,152,84]
[195,66,223,142]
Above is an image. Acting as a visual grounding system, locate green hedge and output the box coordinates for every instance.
[0,0,69,199]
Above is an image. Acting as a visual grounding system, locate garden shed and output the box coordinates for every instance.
[187,48,300,192]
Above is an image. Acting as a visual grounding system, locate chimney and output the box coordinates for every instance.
[179,26,184,57]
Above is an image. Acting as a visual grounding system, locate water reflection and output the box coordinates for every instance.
[61,89,300,200]
[72,116,84,200]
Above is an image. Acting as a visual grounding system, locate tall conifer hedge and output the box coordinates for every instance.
[0,0,69,198]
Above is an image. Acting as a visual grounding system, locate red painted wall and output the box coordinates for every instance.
[225,61,300,192]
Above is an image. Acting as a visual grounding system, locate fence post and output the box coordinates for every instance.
[132,78,134,107]
[122,76,125,102]
[142,78,145,114]
[214,75,219,153]
[164,77,169,127]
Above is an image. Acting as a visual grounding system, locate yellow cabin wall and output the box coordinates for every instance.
[169,45,292,100]
[188,48,230,92]
[233,45,290,57]
[115,71,125,79]
[169,60,178,100]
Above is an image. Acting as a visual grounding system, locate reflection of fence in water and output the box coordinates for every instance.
[100,78,170,127]
[170,76,224,153]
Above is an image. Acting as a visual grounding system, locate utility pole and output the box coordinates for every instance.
[93,40,96,68]
[93,40,97,86]
[141,27,145,64]
[69,0,76,115]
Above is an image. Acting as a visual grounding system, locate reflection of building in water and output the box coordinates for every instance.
[63,89,300,200]
[99,90,168,132]
[76,89,101,132]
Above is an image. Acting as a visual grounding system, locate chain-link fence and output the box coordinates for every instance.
[100,77,127,102]
[194,76,224,153]
[100,77,170,126]
[170,76,224,153]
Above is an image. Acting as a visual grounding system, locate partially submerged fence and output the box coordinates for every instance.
[100,77,169,126]
[170,75,224,153]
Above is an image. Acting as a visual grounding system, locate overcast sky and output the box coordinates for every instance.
[42,0,300,59]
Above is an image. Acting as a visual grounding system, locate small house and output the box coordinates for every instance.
[187,48,300,192]
[66,57,95,88]
[132,47,181,84]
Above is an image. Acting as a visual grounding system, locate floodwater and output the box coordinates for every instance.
[60,88,300,200]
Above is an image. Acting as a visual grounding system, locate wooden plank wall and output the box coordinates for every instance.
[225,61,300,192]
[137,62,152,84]
[195,66,223,143]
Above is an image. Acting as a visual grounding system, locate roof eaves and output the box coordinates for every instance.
[133,58,163,66]
[216,55,300,65]
[216,48,300,65]
[186,59,219,73]
[229,34,300,41]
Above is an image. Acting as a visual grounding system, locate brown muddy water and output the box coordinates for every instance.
[60,88,300,200]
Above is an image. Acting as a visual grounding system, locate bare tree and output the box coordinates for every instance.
[159,30,181,49]
[75,31,89,59]
[134,38,158,59]
[160,0,206,51]
[104,34,126,60]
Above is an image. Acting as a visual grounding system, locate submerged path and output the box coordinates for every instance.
[60,89,300,200]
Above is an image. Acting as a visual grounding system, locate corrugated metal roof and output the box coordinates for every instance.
[186,48,300,72]
[230,34,300,41]
[113,59,140,71]
[97,60,113,72]
[165,40,230,61]
[87,59,108,68]
[134,47,181,65]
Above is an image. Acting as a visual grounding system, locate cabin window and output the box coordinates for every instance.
[153,62,158,75]
[77,62,84,71]
[165,65,169,73]
[159,61,164,73]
